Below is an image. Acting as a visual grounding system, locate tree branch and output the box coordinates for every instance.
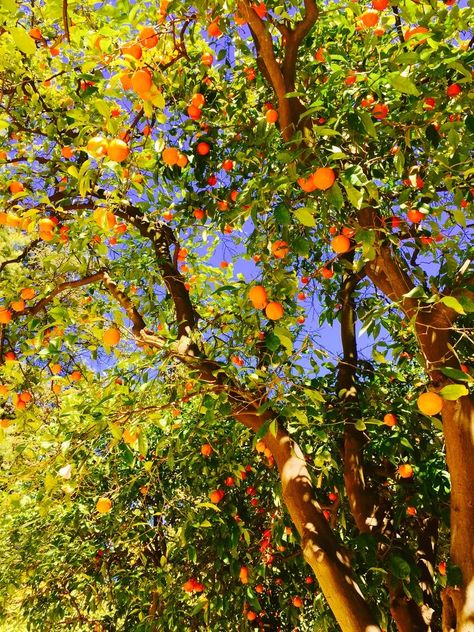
[0,239,41,273]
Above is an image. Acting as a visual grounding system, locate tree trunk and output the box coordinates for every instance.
[441,395,474,632]
[234,407,382,632]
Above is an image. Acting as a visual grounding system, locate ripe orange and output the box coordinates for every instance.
[255,583,264,594]
[360,10,379,27]
[38,218,55,233]
[247,612,257,621]
[398,463,414,479]
[103,327,121,347]
[209,489,224,503]
[297,175,317,192]
[266,108,278,123]
[121,41,142,59]
[404,26,429,42]
[201,52,214,66]
[119,73,132,90]
[70,370,82,381]
[265,301,284,320]
[207,20,222,38]
[446,83,461,98]
[162,147,179,165]
[107,139,129,162]
[312,167,336,190]
[407,209,424,223]
[87,136,109,158]
[248,285,268,309]
[383,413,397,427]
[177,153,188,168]
[201,443,213,456]
[372,103,389,119]
[96,497,112,513]
[50,363,62,374]
[29,27,42,40]
[139,26,158,48]
[271,240,289,258]
[417,392,443,416]
[239,566,249,584]
[314,46,326,62]
[10,299,25,312]
[331,235,351,254]
[0,419,11,428]
[372,0,388,8]
[0,308,12,324]
[197,142,210,156]
[438,561,447,576]
[320,267,334,279]
[20,288,35,300]
[61,146,74,159]
[131,69,152,94]
[191,93,205,108]
[292,596,303,608]
[187,104,201,119]
[9,181,24,194]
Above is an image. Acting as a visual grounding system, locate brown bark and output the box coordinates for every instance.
[234,406,382,632]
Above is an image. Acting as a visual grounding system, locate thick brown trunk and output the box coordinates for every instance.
[234,408,381,632]
[441,395,474,632]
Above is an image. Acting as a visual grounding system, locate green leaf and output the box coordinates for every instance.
[355,419,366,431]
[403,286,427,299]
[274,326,293,354]
[358,111,377,139]
[387,72,420,96]
[440,367,472,382]
[274,204,291,225]
[324,182,344,210]
[304,388,325,404]
[439,384,469,400]
[342,182,363,209]
[9,27,37,56]
[389,555,411,580]
[294,207,316,227]
[265,332,280,352]
[440,296,465,314]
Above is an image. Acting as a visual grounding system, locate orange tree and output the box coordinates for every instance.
[0,0,473,630]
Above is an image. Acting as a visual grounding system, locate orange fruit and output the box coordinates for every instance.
[292,596,303,608]
[398,463,414,479]
[383,413,397,427]
[107,139,129,162]
[29,27,42,40]
[19,391,32,403]
[131,69,152,94]
[93,207,116,230]
[446,83,462,98]
[0,308,12,324]
[61,146,74,159]
[10,299,25,312]
[271,240,289,258]
[177,153,188,167]
[265,108,278,123]
[248,285,268,309]
[87,136,109,158]
[96,497,112,513]
[320,267,334,279]
[50,363,62,374]
[70,370,82,381]
[201,443,213,456]
[360,9,379,27]
[207,20,222,38]
[201,52,214,66]
[297,175,317,192]
[139,26,158,48]
[372,0,388,8]
[38,218,55,233]
[331,235,351,254]
[407,209,424,223]
[247,612,257,622]
[103,327,121,346]
[265,301,284,320]
[121,42,142,59]
[404,26,429,42]
[312,167,336,190]
[209,489,224,503]
[187,104,202,119]
[9,181,24,194]
[162,147,179,165]
[191,93,205,108]
[20,288,35,300]
[372,103,389,119]
[417,392,443,416]
[197,142,210,156]
[0,419,11,428]
[119,73,132,90]
[239,566,249,584]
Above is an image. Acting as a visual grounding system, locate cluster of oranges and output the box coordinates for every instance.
[87,136,130,163]
[248,286,284,321]
[298,167,336,193]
